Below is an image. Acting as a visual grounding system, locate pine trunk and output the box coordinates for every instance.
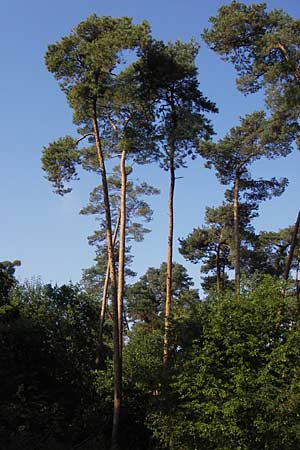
[163,154,175,367]
[92,115,121,450]
[233,173,240,298]
[117,149,127,360]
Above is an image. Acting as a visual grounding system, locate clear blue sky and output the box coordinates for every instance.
[1,0,300,290]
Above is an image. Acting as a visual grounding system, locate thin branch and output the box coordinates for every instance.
[274,43,290,63]
[75,133,95,146]
[237,152,260,172]
[274,42,300,81]
[123,116,131,131]
[108,117,118,132]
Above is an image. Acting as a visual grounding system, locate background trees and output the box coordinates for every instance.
[179,205,233,293]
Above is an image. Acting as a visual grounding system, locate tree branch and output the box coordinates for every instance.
[75,133,95,146]
[237,152,260,172]
[274,43,289,63]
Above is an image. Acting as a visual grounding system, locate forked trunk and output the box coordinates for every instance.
[163,154,175,367]
[233,173,240,298]
[92,115,121,450]
[96,213,120,367]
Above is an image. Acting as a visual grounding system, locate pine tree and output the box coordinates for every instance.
[135,38,217,365]
[202,1,300,140]
[200,111,290,295]
[41,15,150,449]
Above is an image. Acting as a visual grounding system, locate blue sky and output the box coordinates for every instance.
[1,0,300,290]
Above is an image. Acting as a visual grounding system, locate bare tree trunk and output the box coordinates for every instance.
[233,173,240,298]
[284,211,300,281]
[163,154,175,367]
[96,213,120,367]
[92,114,121,450]
[117,149,127,360]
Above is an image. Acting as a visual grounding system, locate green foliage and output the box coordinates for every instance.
[202,2,299,92]
[148,276,300,450]
[124,326,163,400]
[202,1,300,139]
[41,136,81,195]
[0,259,21,306]
[80,166,159,300]
[179,200,263,292]
[0,280,112,450]
[100,62,158,162]
[126,262,199,326]
[179,205,233,292]
[248,225,299,278]
[135,38,217,169]
[198,111,290,291]
[45,15,150,121]
[200,111,291,185]
[3,274,300,450]
[80,166,159,244]
[42,15,153,196]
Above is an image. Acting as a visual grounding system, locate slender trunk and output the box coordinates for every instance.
[123,307,130,333]
[233,173,240,298]
[216,243,221,294]
[284,211,300,281]
[295,257,300,312]
[222,263,225,291]
[117,149,127,360]
[295,255,300,316]
[163,153,175,367]
[92,114,121,450]
[96,213,120,367]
